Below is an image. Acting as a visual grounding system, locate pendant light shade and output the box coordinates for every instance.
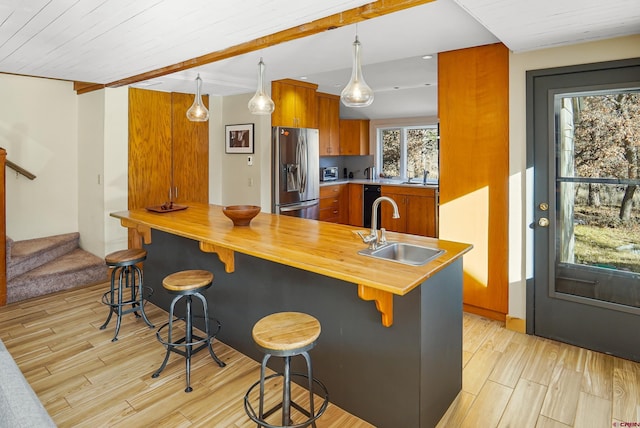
[248,57,275,115]
[186,74,209,122]
[341,35,374,108]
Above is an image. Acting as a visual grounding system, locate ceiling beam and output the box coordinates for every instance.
[101,0,434,90]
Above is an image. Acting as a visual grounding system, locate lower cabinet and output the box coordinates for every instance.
[348,183,363,227]
[319,183,348,224]
[380,186,438,238]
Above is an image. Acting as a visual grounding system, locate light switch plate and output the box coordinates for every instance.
[247,155,253,166]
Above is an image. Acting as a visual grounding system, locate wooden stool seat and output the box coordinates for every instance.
[100,248,153,341]
[252,312,321,352]
[105,248,147,265]
[162,270,213,293]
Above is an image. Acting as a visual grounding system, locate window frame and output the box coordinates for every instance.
[373,118,439,181]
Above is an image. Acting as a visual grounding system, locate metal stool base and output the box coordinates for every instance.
[151,293,225,392]
[100,263,154,341]
[244,352,329,428]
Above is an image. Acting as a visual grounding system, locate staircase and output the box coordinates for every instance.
[6,232,108,304]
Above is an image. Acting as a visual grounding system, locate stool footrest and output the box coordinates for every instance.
[244,372,329,428]
[155,316,221,349]
[101,286,154,309]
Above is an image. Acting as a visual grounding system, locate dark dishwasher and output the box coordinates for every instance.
[363,185,381,228]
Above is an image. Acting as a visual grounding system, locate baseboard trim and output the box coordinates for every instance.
[463,303,506,322]
[505,315,526,333]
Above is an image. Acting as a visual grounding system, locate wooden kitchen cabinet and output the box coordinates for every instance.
[271,79,318,128]
[439,43,509,321]
[339,119,370,155]
[319,183,348,224]
[380,186,438,238]
[348,183,363,227]
[128,88,209,212]
[317,92,340,156]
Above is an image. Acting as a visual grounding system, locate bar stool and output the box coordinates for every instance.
[152,269,226,392]
[100,248,154,341]
[244,312,329,428]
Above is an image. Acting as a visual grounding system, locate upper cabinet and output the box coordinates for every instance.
[271,79,318,128]
[339,119,370,155]
[317,92,340,156]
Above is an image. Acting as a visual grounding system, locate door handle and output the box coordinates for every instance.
[538,218,550,227]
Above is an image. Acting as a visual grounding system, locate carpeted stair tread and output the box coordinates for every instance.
[7,232,80,281]
[7,248,107,304]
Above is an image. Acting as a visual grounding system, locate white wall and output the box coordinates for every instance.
[218,93,272,210]
[0,75,78,241]
[102,88,129,255]
[508,35,640,320]
[77,90,106,256]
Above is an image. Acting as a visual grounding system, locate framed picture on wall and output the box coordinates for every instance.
[225,123,254,154]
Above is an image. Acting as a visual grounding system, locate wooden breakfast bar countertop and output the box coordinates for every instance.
[111,202,472,327]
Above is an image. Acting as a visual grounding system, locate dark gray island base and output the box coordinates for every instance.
[143,230,462,428]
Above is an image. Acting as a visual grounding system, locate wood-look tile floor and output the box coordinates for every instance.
[438,312,640,428]
[1,282,639,427]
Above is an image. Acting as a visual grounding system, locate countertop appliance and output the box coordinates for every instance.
[321,166,338,181]
[272,127,320,219]
[363,185,381,228]
[364,166,376,180]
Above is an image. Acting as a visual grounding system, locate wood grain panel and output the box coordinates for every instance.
[271,79,318,128]
[438,43,509,320]
[317,92,340,156]
[111,203,472,297]
[339,119,369,155]
[128,88,172,210]
[171,92,209,204]
[348,183,363,227]
[0,148,5,306]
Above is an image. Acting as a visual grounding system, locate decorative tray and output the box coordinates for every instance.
[146,204,188,213]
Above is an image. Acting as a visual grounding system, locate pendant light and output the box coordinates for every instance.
[248,57,275,115]
[186,74,209,122]
[340,34,374,108]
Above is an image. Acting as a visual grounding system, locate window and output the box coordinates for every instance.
[378,125,439,181]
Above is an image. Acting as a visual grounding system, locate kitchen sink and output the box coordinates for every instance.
[358,242,445,266]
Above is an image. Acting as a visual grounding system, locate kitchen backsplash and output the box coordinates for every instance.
[319,155,374,180]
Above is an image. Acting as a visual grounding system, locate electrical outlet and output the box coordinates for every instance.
[247,155,253,166]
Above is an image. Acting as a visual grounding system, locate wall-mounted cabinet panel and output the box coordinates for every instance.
[271,79,318,128]
[317,92,340,156]
[339,119,369,155]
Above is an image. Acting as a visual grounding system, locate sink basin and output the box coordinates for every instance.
[358,243,445,266]
[402,181,427,185]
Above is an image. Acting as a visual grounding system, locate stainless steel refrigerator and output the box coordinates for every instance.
[272,126,319,219]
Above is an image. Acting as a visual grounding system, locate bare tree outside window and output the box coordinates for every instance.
[557,91,640,276]
[380,126,438,180]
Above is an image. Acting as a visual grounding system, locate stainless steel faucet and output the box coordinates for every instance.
[358,196,400,249]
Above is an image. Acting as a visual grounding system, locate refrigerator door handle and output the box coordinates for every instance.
[279,200,319,212]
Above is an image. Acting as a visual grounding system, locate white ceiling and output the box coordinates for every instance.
[1,0,638,119]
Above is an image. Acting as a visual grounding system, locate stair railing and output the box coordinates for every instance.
[1,149,6,305]
[6,159,36,180]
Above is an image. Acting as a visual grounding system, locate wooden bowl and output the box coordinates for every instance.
[222,205,261,226]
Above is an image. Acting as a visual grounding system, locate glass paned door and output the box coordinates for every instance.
[555,91,640,310]
[529,58,640,362]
